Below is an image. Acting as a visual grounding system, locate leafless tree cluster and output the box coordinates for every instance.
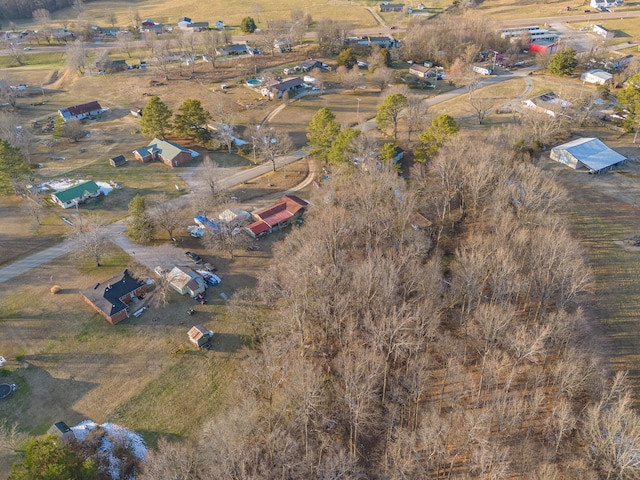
[138,131,633,478]
[401,14,506,67]
[316,19,353,55]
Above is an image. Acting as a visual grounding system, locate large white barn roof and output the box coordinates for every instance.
[551,137,626,172]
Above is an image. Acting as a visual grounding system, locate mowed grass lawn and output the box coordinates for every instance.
[429,77,527,123]
[267,91,382,146]
[0,248,252,458]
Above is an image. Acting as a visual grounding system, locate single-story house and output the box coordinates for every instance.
[246,195,309,238]
[58,101,103,122]
[50,28,75,40]
[178,18,209,32]
[528,40,558,54]
[109,155,127,167]
[133,138,195,168]
[47,422,75,440]
[550,137,626,173]
[261,77,305,99]
[81,270,147,325]
[51,180,102,208]
[295,59,324,72]
[130,107,142,117]
[590,0,617,8]
[355,36,399,49]
[522,91,568,117]
[96,59,127,73]
[188,325,214,348]
[167,266,206,297]
[592,24,615,39]
[216,43,250,56]
[581,69,613,85]
[141,24,164,34]
[379,3,405,12]
[409,64,431,78]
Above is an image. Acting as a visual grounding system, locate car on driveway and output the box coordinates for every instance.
[185,251,202,264]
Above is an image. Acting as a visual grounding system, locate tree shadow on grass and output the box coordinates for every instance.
[0,362,98,434]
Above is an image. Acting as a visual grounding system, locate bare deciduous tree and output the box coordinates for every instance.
[68,212,110,266]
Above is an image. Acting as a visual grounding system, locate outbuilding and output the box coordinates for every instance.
[109,155,127,167]
[550,137,626,173]
[187,325,214,348]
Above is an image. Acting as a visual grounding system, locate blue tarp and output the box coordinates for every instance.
[194,215,222,232]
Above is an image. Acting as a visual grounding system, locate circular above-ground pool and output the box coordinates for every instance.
[246,78,262,86]
[0,383,15,399]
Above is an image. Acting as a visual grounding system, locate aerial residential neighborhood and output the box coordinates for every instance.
[1,0,640,478]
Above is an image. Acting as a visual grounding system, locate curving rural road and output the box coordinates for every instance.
[0,149,310,284]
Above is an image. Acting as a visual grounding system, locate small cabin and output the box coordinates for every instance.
[109,155,127,167]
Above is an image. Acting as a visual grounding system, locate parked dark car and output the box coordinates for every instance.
[185,251,202,263]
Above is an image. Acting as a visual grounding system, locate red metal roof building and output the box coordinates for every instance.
[245,195,309,238]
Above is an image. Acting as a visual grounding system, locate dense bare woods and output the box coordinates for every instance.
[138,133,640,479]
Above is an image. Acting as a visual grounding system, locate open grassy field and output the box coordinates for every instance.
[429,77,527,121]
[29,0,380,32]
[477,0,640,21]
[542,128,640,400]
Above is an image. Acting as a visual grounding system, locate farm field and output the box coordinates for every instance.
[27,0,380,31]
[544,129,640,399]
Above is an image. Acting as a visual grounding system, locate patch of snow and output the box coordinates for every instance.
[38,179,113,196]
[96,181,113,196]
[70,420,147,480]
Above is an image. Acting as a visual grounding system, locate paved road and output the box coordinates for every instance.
[0,150,309,285]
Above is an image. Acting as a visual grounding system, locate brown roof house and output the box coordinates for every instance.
[246,195,309,238]
[187,325,214,348]
[133,138,196,167]
[58,101,103,122]
[409,64,431,78]
[81,270,147,325]
[167,266,206,297]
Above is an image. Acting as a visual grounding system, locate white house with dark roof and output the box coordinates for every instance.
[261,77,305,99]
[581,69,613,85]
[58,101,103,122]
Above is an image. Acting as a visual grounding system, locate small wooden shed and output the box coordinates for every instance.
[47,421,75,440]
[109,155,127,167]
[188,325,213,348]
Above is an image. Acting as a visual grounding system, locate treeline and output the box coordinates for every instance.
[135,132,640,479]
[0,0,97,21]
